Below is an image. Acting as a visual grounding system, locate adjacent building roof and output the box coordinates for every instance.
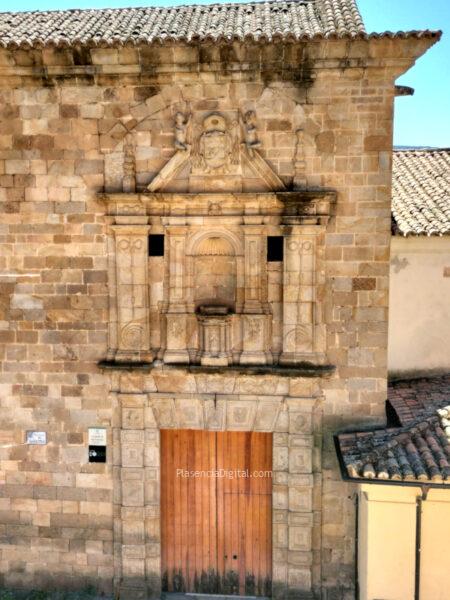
[336,375,450,486]
[0,0,440,48]
[392,149,450,236]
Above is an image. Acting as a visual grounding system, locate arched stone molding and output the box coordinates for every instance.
[185,228,245,314]
[186,227,244,257]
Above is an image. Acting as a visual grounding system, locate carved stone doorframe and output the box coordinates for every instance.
[111,380,323,600]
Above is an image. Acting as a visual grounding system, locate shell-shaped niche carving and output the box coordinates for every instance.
[196,236,234,256]
[194,236,236,310]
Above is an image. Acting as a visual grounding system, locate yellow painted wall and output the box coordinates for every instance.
[359,485,417,600]
[420,496,450,600]
[388,236,450,376]
[358,485,450,600]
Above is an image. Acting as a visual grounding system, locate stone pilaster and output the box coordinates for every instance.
[112,222,152,363]
[162,224,190,363]
[272,428,289,600]
[241,220,271,364]
[280,221,324,365]
[116,393,160,600]
[286,398,316,600]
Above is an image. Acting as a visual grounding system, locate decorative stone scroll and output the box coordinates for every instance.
[112,223,152,363]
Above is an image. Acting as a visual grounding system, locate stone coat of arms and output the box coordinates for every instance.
[192,113,238,174]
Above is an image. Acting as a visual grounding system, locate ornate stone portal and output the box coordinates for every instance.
[101,109,335,600]
[103,110,334,367]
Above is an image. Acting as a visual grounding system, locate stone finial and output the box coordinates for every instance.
[293,128,307,190]
[122,133,136,193]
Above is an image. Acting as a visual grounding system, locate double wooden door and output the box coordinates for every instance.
[161,429,272,596]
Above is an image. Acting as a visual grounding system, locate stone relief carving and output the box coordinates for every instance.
[117,236,145,253]
[241,110,261,156]
[120,321,144,350]
[174,110,191,151]
[245,316,262,342]
[123,133,136,193]
[192,113,239,174]
[147,108,286,192]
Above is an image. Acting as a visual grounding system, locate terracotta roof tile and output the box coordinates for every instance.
[392,149,450,236]
[388,374,450,425]
[0,1,440,48]
[336,375,450,485]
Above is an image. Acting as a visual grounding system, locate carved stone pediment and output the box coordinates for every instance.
[147,110,287,194]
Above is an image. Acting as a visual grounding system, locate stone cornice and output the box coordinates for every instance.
[98,190,336,224]
[0,36,439,83]
[98,359,335,378]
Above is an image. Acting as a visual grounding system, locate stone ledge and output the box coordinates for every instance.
[98,360,335,378]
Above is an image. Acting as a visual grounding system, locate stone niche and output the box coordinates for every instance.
[101,190,334,368]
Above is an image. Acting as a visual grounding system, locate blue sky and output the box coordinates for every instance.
[6,0,450,148]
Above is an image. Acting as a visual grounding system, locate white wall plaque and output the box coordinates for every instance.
[26,431,47,445]
[88,427,107,446]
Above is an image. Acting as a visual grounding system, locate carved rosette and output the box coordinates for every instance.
[112,224,152,363]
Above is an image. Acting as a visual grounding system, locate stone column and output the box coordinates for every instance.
[280,221,321,365]
[162,224,190,363]
[112,222,152,363]
[241,220,271,364]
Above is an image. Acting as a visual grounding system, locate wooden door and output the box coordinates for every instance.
[161,430,272,596]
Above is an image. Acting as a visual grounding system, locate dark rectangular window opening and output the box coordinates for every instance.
[149,234,165,257]
[267,236,284,262]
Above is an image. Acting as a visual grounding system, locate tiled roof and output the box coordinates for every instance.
[336,375,450,485]
[0,1,440,48]
[388,374,450,426]
[392,149,450,236]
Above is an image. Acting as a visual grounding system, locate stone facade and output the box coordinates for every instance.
[0,32,437,600]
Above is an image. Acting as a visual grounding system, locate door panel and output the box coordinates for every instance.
[161,429,272,596]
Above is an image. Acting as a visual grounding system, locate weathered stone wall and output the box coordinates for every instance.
[0,38,434,597]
